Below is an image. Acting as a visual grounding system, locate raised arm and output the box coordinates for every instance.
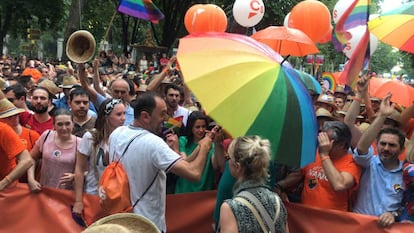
[357,93,394,154]
[78,63,98,104]
[344,77,368,148]
[92,58,106,97]
[147,56,176,93]
[318,132,355,191]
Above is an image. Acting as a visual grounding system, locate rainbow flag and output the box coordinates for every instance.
[322,72,337,92]
[162,116,183,135]
[118,0,165,23]
[333,0,370,50]
[334,0,371,88]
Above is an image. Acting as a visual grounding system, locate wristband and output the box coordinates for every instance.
[321,156,331,162]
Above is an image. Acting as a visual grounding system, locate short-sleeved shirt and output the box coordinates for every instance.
[301,152,361,211]
[109,125,182,232]
[352,146,404,216]
[0,122,26,180]
[20,127,40,151]
[78,131,107,194]
[72,117,96,138]
[20,112,54,135]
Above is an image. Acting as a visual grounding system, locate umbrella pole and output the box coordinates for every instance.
[281,55,291,65]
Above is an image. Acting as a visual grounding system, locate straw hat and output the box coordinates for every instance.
[316,107,337,121]
[0,98,25,119]
[37,79,59,98]
[0,77,6,90]
[317,94,337,111]
[59,75,79,88]
[82,224,131,233]
[334,85,346,94]
[87,213,159,233]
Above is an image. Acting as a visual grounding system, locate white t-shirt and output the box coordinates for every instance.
[174,106,192,127]
[78,131,108,194]
[109,125,182,232]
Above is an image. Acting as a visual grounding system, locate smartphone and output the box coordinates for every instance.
[70,205,88,227]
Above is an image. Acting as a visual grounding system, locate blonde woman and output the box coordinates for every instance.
[219,136,288,233]
[72,98,125,215]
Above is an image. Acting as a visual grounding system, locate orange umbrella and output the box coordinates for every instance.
[372,80,414,107]
[368,78,391,96]
[251,26,319,57]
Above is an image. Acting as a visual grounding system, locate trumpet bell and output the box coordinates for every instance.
[66,30,96,63]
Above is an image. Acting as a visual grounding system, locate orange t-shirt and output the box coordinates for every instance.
[301,152,362,211]
[19,127,40,151]
[0,123,26,180]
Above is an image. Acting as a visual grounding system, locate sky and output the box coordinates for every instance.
[379,0,403,13]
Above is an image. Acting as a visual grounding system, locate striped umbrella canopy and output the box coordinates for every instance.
[294,70,322,94]
[368,2,414,53]
[177,32,317,168]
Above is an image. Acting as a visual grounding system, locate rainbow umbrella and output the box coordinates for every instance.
[294,70,322,94]
[368,2,414,53]
[177,32,317,168]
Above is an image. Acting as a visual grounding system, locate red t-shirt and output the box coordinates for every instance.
[301,152,361,211]
[20,111,53,135]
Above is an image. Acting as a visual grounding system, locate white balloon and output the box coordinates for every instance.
[333,0,353,24]
[284,12,291,27]
[342,26,378,59]
[233,0,265,27]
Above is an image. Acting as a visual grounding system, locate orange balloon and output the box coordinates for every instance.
[318,24,333,44]
[184,4,227,34]
[288,0,331,43]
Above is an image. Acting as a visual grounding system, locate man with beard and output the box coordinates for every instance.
[164,83,191,128]
[353,93,404,227]
[19,87,54,135]
[68,87,96,137]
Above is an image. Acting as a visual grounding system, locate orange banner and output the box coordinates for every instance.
[1,183,413,233]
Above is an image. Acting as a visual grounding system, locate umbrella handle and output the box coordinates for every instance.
[281,55,291,65]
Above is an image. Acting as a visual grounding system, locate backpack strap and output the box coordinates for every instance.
[237,191,280,233]
[115,131,145,163]
[132,170,159,208]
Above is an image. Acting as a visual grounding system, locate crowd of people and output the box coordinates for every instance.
[0,50,414,233]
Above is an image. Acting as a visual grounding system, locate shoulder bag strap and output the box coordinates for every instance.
[234,197,268,233]
[132,170,159,208]
[238,191,277,233]
[42,130,52,152]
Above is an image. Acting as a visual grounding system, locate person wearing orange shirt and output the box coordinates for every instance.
[0,121,33,191]
[276,121,361,212]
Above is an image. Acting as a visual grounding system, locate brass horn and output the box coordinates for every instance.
[66,30,96,63]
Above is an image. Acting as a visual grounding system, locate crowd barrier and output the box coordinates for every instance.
[1,183,413,233]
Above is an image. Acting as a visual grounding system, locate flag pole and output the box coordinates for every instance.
[103,9,118,42]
